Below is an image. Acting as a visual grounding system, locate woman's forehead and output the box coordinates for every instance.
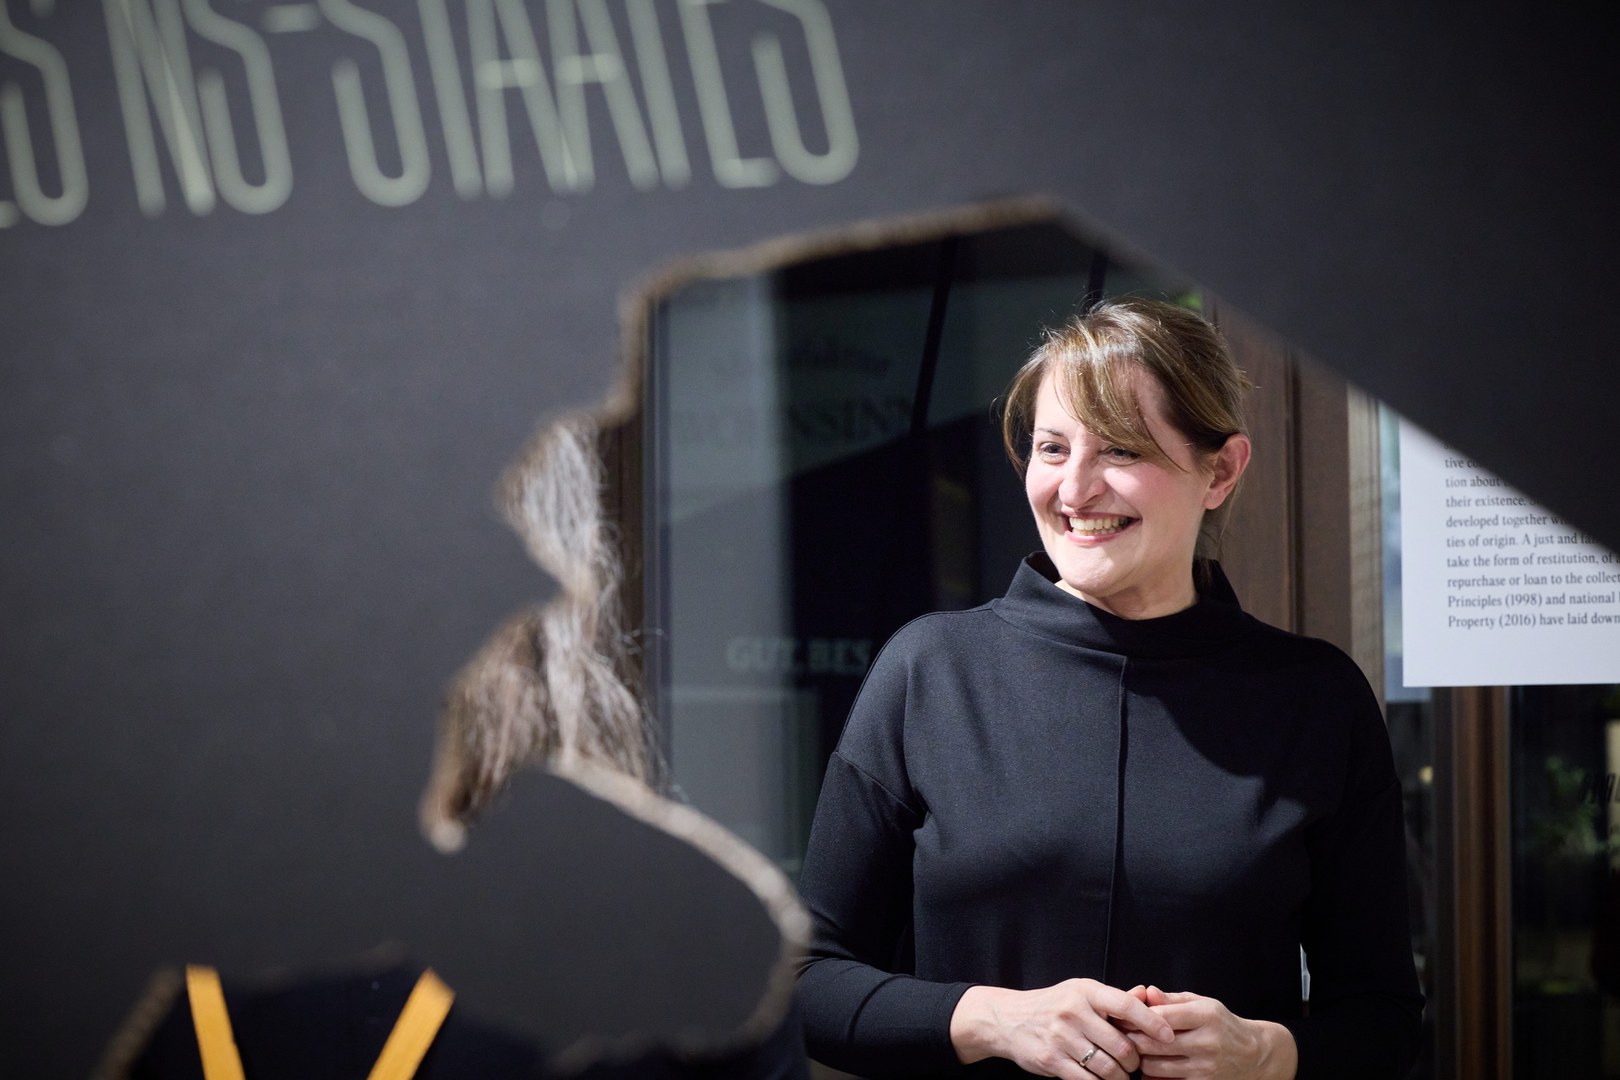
[1037,362,1161,424]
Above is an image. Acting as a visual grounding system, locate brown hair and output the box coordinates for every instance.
[418,413,662,854]
[1000,296,1252,555]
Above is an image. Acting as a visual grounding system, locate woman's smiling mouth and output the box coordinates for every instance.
[1067,515,1136,537]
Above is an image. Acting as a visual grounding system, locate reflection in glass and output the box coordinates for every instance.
[1513,684,1620,1077]
[644,221,1187,870]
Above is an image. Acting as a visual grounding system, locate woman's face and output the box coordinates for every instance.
[1024,367,1249,620]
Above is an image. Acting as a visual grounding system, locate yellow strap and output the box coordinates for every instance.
[365,968,455,1080]
[185,964,452,1080]
[184,966,246,1080]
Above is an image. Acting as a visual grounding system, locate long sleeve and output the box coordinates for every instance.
[792,559,1425,1079]
[1283,673,1424,1077]
[794,635,973,1077]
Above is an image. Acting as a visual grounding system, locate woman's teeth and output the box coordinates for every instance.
[1068,515,1132,535]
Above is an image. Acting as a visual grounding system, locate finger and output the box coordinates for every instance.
[1072,1020,1142,1074]
[1139,1061,1195,1080]
[1147,1001,1215,1031]
[1142,984,1169,1006]
[1023,1052,1093,1080]
[1123,1028,1177,1057]
[1079,1042,1136,1080]
[1091,985,1176,1043]
[1032,1045,1118,1080]
[1150,989,1200,1005]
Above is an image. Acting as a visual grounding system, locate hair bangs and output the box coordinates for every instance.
[1048,334,1179,468]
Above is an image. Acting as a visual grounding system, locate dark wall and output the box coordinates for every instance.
[2,1,1616,1071]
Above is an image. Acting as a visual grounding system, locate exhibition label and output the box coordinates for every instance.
[1400,418,1620,686]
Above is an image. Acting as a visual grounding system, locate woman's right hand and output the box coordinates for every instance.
[949,979,1175,1079]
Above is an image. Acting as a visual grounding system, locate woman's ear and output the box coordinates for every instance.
[1203,433,1251,510]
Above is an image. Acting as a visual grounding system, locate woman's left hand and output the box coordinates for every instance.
[1123,987,1297,1080]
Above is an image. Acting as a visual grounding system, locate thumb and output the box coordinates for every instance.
[1152,989,1200,1005]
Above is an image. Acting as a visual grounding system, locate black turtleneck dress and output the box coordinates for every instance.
[794,555,1422,1079]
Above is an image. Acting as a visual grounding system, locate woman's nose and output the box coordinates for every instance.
[1058,459,1105,509]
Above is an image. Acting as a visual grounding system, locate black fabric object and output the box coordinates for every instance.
[127,962,542,1080]
[124,959,809,1080]
[794,555,1422,1079]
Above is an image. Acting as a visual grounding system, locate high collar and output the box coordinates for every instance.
[990,553,1250,660]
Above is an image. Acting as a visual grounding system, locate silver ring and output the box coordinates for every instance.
[1079,1046,1098,1067]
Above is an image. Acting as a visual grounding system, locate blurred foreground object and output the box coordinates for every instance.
[101,411,809,1078]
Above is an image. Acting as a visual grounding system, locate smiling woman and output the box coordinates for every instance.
[1020,374,1245,620]
[1003,299,1254,620]
[793,297,1424,1080]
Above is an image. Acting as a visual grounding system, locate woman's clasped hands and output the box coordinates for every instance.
[950,979,1298,1080]
[949,978,1167,1079]
[1123,985,1298,1080]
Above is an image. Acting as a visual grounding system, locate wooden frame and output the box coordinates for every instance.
[1434,686,1513,1080]
[1209,299,1383,685]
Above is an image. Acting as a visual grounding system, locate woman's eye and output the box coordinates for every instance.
[1035,442,1066,460]
[1103,446,1140,463]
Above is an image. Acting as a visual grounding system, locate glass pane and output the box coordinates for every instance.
[1512,683,1620,1077]
[1384,401,1620,1076]
[644,221,1192,870]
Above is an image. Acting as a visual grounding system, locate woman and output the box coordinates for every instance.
[794,298,1422,1079]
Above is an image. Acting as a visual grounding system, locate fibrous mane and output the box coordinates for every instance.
[419,413,659,853]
